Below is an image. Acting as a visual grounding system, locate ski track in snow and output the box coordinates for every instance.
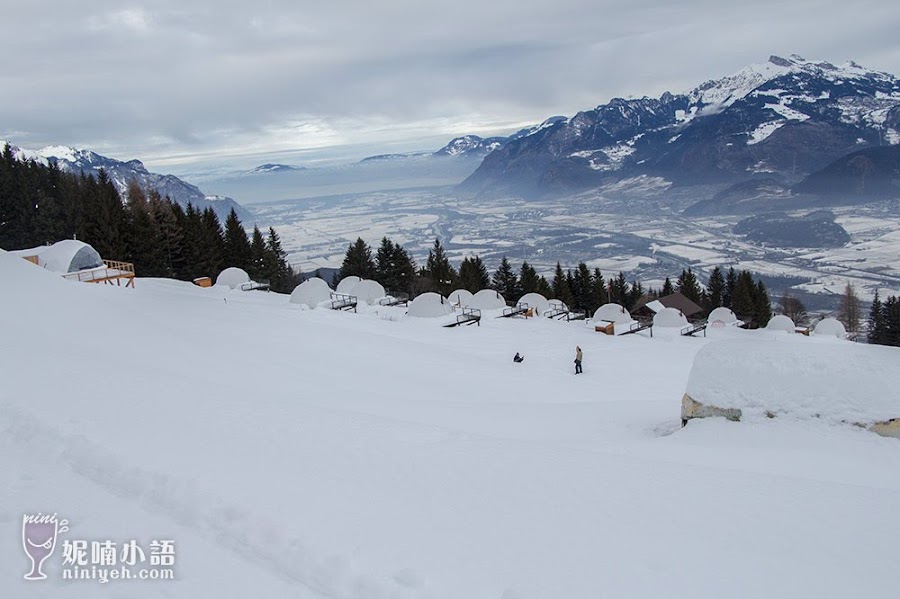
[1,405,437,599]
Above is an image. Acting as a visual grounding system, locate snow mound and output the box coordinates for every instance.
[470,289,506,310]
[766,314,795,332]
[336,275,361,294]
[685,338,900,424]
[349,279,386,304]
[593,303,632,324]
[813,317,847,338]
[216,267,250,289]
[448,289,474,307]
[289,277,332,308]
[518,293,550,316]
[407,292,453,318]
[653,307,689,329]
[708,307,739,326]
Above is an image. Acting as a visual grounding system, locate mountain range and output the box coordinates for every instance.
[6,143,250,222]
[455,55,900,214]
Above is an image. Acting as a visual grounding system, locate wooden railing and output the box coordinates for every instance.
[62,260,136,287]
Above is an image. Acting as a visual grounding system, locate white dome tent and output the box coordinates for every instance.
[407,292,454,318]
[708,307,739,327]
[766,314,795,333]
[35,240,103,273]
[593,302,639,335]
[216,267,251,289]
[518,293,550,316]
[653,307,689,329]
[448,289,474,307]
[593,303,632,325]
[348,279,386,305]
[336,276,361,294]
[471,289,506,310]
[813,318,847,339]
[289,278,333,308]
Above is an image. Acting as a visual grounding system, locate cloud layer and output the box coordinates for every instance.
[2,1,899,172]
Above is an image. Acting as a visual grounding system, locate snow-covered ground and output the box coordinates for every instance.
[2,250,899,598]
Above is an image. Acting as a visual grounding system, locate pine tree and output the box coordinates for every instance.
[628,279,644,311]
[249,226,268,281]
[537,275,553,299]
[753,280,772,328]
[883,295,900,346]
[491,256,520,301]
[571,263,595,313]
[339,237,376,282]
[592,268,609,307]
[149,192,185,279]
[705,267,725,313]
[731,270,757,324]
[266,227,300,293]
[661,277,675,296]
[519,261,540,295]
[458,256,489,292]
[551,263,573,306]
[724,267,737,308]
[223,207,251,271]
[868,290,885,345]
[423,238,456,295]
[199,208,225,279]
[677,268,703,304]
[608,272,630,307]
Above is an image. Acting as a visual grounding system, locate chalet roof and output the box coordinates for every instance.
[632,292,704,317]
[657,293,704,317]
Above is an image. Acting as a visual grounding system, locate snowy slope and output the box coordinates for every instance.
[2,250,899,598]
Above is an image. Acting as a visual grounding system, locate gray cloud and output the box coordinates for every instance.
[2,0,898,172]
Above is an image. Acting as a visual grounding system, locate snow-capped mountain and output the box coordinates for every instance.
[248,163,306,174]
[432,117,568,159]
[7,143,251,222]
[432,135,507,158]
[460,55,900,207]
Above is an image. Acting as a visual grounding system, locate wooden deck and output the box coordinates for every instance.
[330,292,358,312]
[445,307,481,327]
[62,260,136,288]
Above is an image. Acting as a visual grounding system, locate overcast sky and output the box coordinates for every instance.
[2,1,899,173]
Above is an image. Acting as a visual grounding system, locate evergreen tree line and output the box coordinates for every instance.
[867,291,900,346]
[337,237,774,325]
[0,145,301,292]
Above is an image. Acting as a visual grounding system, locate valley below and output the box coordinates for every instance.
[249,185,900,311]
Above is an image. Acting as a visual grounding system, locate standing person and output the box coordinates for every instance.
[574,346,583,374]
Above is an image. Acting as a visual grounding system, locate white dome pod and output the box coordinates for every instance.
[708,307,738,326]
[349,279,386,304]
[289,277,333,308]
[518,293,550,316]
[38,240,104,273]
[407,292,454,318]
[336,275,361,294]
[813,317,847,339]
[470,289,506,310]
[766,314,795,333]
[216,267,251,289]
[593,303,632,325]
[448,289,474,307]
[653,307,689,328]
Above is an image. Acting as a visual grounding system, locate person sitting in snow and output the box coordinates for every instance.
[513,352,524,363]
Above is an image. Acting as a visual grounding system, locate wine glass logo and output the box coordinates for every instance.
[22,513,68,581]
